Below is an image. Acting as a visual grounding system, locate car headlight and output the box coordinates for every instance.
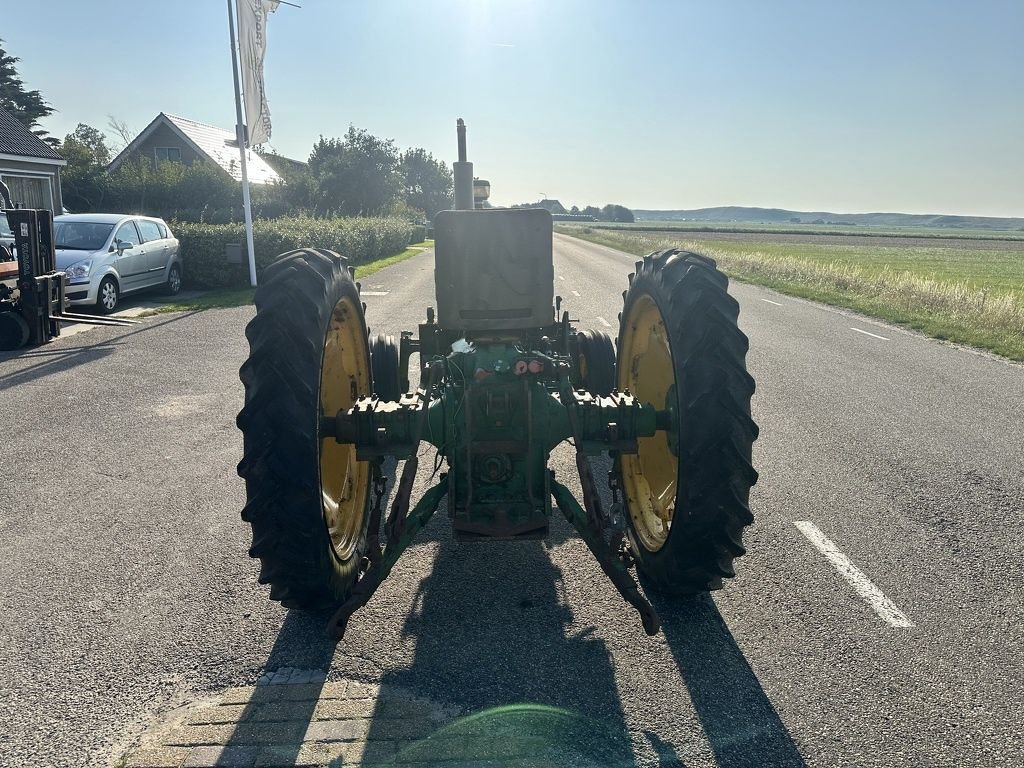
[65,259,92,280]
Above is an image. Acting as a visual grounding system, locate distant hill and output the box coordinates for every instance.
[633,206,1024,231]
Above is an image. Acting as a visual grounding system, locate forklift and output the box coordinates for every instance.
[0,180,136,351]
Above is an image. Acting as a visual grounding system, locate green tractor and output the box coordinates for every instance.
[237,120,758,640]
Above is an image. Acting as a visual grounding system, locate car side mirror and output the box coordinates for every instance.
[117,241,134,253]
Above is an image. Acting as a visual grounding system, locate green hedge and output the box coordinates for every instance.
[409,224,427,244]
[171,216,414,289]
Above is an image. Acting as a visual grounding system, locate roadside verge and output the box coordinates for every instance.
[558,228,1024,362]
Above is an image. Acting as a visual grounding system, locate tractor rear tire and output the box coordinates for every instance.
[237,248,374,610]
[575,329,616,396]
[371,333,401,401]
[616,249,758,595]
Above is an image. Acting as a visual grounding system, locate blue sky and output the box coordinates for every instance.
[5,1,1023,216]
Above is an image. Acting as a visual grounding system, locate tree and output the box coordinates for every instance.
[0,40,54,136]
[106,159,239,222]
[582,205,602,219]
[570,205,580,215]
[60,124,112,212]
[308,126,402,216]
[399,147,452,219]
[602,203,635,223]
[256,149,317,217]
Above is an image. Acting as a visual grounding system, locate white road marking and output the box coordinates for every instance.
[761,298,783,306]
[360,291,389,297]
[596,316,612,328]
[794,521,914,628]
[572,290,581,297]
[850,327,889,341]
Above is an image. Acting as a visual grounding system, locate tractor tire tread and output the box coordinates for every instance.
[619,248,758,595]
[237,247,370,611]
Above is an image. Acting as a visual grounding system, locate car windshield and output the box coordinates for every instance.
[0,216,11,238]
[54,221,115,251]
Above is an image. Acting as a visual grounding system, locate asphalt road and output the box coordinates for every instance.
[0,234,1021,767]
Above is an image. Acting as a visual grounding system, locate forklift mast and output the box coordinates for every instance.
[4,207,65,346]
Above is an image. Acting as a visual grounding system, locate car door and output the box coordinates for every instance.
[135,219,169,286]
[112,220,146,289]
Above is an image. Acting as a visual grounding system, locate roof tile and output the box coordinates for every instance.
[0,106,65,162]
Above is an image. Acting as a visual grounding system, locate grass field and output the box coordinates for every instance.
[557,224,1024,361]
[590,221,1024,241]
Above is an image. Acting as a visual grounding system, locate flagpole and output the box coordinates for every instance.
[227,0,258,288]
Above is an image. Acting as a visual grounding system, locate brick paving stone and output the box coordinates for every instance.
[269,670,292,685]
[319,681,349,699]
[181,745,258,768]
[346,681,380,699]
[304,718,372,742]
[377,698,447,720]
[221,687,258,705]
[231,721,309,745]
[252,743,326,767]
[250,701,319,722]
[166,725,235,746]
[312,698,377,720]
[251,683,326,703]
[254,740,375,767]
[290,669,327,685]
[122,746,189,767]
[306,741,355,766]
[186,704,250,725]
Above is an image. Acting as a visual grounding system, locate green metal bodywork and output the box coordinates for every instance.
[322,120,667,637]
[331,340,658,541]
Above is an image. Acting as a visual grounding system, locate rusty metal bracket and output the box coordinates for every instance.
[550,477,660,636]
[363,461,387,570]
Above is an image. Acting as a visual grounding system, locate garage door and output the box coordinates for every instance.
[1,174,52,210]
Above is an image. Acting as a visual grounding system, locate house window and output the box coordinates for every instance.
[154,147,182,163]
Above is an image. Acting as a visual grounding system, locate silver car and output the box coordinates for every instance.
[55,214,182,313]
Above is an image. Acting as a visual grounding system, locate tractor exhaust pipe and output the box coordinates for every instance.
[453,118,474,210]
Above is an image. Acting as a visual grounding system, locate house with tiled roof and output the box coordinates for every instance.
[0,106,66,211]
[107,113,282,185]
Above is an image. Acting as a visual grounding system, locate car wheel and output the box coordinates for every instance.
[97,277,119,314]
[163,263,182,296]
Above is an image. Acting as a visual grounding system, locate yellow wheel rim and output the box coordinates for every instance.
[578,353,589,384]
[319,295,370,560]
[618,293,678,552]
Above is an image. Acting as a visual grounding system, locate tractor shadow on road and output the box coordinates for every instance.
[218,610,339,766]
[208,461,405,767]
[652,591,808,768]
[364,527,639,766]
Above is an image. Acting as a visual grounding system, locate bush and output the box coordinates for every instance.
[172,216,413,289]
[409,224,426,244]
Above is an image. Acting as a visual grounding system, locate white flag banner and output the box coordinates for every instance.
[237,0,279,146]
